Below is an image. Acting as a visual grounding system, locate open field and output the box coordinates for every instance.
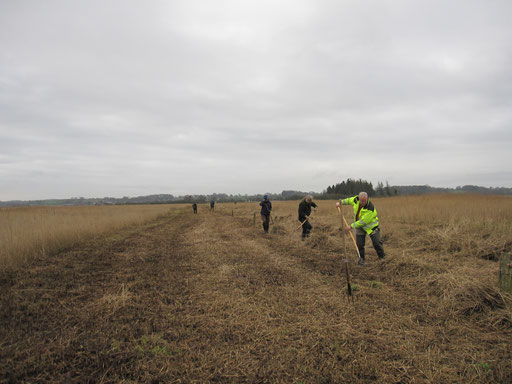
[1,195,511,383]
[0,205,174,269]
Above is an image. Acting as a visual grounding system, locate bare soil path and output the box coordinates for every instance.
[1,207,510,383]
[1,209,197,383]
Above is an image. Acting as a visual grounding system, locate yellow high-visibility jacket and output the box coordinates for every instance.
[340,195,380,235]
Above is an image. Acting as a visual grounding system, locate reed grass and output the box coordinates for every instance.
[0,204,179,269]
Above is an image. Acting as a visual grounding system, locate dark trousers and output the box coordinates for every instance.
[302,221,312,238]
[356,228,385,259]
[261,214,270,233]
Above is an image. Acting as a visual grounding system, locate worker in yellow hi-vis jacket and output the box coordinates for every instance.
[339,191,386,265]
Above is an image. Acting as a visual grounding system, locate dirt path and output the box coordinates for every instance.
[1,209,198,383]
[1,208,510,383]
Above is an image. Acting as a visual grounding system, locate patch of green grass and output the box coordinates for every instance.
[110,339,121,352]
[369,280,382,289]
[133,334,170,356]
[135,345,145,356]
[151,345,170,355]
[345,283,359,294]
[474,362,491,372]
[139,335,150,346]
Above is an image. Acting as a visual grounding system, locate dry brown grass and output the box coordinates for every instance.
[1,195,511,383]
[0,204,179,269]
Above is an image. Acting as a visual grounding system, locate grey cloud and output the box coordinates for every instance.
[1,1,511,200]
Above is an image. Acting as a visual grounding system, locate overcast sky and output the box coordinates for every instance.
[1,0,511,200]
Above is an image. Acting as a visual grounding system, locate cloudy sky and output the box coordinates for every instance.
[1,0,511,200]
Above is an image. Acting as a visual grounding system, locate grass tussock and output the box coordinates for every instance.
[97,284,133,314]
[427,270,512,327]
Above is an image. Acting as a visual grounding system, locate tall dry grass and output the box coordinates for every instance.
[2,194,511,271]
[377,194,512,258]
[0,204,180,269]
[250,194,512,325]
[238,194,512,247]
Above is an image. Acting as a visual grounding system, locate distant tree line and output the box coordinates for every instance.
[321,180,512,199]
[1,183,511,207]
[319,178,397,199]
[326,178,374,196]
[0,190,315,207]
[394,185,512,195]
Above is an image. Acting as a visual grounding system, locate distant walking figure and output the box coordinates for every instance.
[192,203,197,214]
[259,195,272,233]
[339,192,385,265]
[210,200,215,212]
[298,195,318,240]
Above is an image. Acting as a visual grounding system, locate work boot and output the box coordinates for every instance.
[357,257,365,266]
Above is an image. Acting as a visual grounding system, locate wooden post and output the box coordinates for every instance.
[499,252,512,294]
[253,212,256,227]
[344,260,354,302]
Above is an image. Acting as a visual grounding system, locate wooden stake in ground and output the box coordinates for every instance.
[344,259,354,303]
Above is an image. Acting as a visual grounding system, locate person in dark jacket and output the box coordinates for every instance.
[259,195,272,233]
[192,203,197,214]
[210,200,215,212]
[298,195,318,240]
